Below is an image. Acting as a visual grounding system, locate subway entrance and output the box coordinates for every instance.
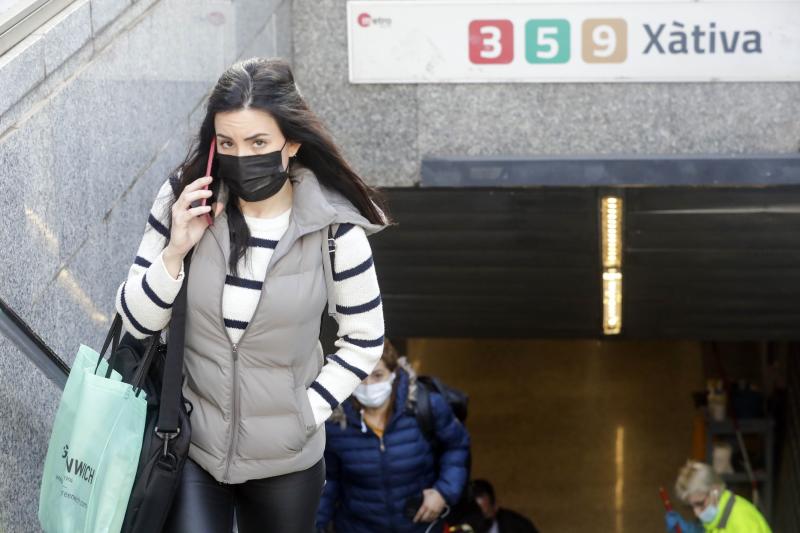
[357,156,800,531]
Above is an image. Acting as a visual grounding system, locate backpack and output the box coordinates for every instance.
[412,376,477,525]
[413,375,468,441]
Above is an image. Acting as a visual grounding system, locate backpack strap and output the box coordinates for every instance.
[321,225,337,318]
[414,380,436,443]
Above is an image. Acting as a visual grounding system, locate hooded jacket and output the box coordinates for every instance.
[317,359,471,533]
[702,490,771,533]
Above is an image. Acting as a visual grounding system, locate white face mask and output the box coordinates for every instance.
[698,503,719,524]
[696,491,720,524]
[353,372,395,408]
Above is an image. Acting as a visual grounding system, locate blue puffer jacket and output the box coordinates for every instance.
[316,367,471,533]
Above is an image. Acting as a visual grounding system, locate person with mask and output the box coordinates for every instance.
[115,57,388,532]
[315,341,471,533]
[665,460,771,533]
[471,479,539,533]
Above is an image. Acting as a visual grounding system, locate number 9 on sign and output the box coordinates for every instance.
[469,20,514,64]
[582,19,627,63]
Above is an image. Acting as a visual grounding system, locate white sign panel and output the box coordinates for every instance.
[346,1,800,83]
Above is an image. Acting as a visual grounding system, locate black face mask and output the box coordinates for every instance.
[216,140,289,202]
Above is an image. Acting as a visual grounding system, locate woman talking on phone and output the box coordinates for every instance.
[114,57,387,532]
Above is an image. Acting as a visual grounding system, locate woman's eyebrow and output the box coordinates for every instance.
[215,133,271,141]
[245,133,271,141]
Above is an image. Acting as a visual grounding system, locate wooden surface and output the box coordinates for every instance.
[407,337,703,532]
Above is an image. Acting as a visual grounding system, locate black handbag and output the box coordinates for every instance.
[99,251,195,532]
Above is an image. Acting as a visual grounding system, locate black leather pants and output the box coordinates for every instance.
[163,456,326,533]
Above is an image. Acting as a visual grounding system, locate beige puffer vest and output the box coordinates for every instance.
[180,169,383,483]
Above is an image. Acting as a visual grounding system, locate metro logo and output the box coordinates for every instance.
[469,20,514,64]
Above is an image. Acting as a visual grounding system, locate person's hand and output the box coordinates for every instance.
[665,510,700,533]
[413,488,447,523]
[165,176,224,257]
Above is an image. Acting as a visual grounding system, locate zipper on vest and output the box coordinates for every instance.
[223,343,239,482]
[217,231,280,481]
[219,267,260,483]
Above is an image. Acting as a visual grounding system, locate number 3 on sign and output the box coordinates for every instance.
[469,20,514,64]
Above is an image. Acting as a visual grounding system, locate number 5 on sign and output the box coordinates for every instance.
[582,19,628,63]
[525,19,570,64]
[469,20,514,64]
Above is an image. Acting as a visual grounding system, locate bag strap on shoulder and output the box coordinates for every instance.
[414,381,436,443]
[154,248,193,435]
[321,225,337,318]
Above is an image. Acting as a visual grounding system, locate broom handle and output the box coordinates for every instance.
[659,487,682,533]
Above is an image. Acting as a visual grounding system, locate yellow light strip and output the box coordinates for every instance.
[615,426,625,533]
[601,196,623,269]
[603,269,622,335]
[601,196,624,335]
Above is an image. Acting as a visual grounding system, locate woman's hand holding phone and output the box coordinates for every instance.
[162,139,220,279]
[162,176,223,277]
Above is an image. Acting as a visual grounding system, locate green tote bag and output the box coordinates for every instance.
[38,333,148,533]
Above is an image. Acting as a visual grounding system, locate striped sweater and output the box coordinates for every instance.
[115,178,385,426]
[224,209,290,344]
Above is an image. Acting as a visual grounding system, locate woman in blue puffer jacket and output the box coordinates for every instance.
[315,341,471,533]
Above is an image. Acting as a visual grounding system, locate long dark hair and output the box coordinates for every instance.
[167,57,389,275]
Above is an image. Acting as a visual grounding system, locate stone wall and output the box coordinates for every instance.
[0,0,291,528]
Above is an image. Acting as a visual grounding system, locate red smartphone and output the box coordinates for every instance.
[202,139,215,226]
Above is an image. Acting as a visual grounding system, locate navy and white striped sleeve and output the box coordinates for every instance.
[307,223,385,425]
[114,179,185,339]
